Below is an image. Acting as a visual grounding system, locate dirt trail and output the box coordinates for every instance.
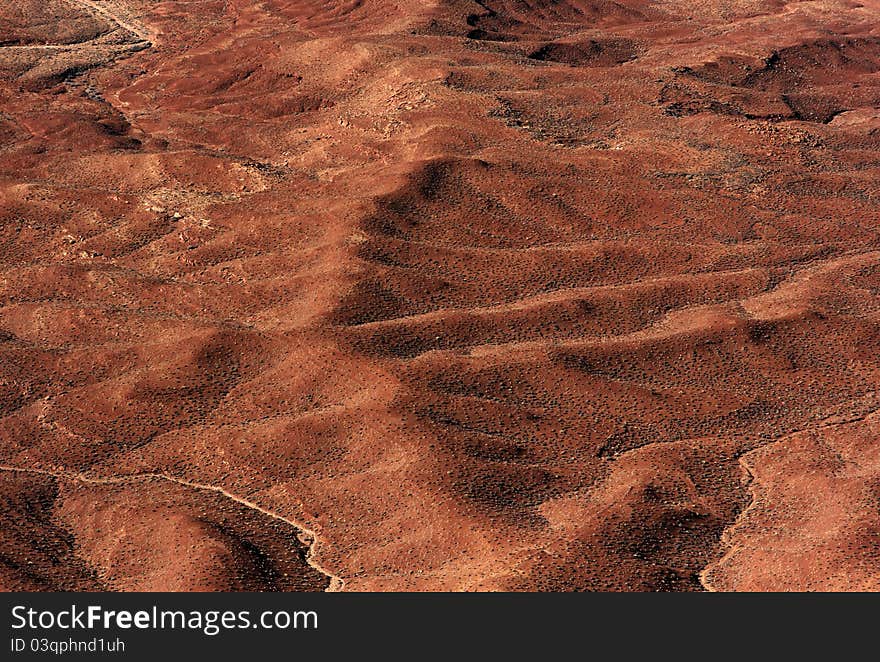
[0,464,344,592]
[700,405,880,592]
[75,0,151,42]
[0,0,151,50]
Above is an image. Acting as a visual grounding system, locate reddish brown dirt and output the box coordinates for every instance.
[1,0,879,591]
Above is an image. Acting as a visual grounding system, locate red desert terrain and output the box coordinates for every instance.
[0,0,879,592]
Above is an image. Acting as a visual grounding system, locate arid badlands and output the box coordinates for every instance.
[0,0,879,592]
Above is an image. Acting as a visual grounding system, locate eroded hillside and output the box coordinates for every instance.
[1,0,879,591]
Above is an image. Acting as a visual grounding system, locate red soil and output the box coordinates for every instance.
[0,0,879,591]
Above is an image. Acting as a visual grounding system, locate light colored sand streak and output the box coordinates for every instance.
[0,464,344,592]
[1,0,152,50]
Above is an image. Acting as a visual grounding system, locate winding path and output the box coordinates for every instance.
[1,0,152,50]
[0,463,344,592]
[76,0,151,41]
